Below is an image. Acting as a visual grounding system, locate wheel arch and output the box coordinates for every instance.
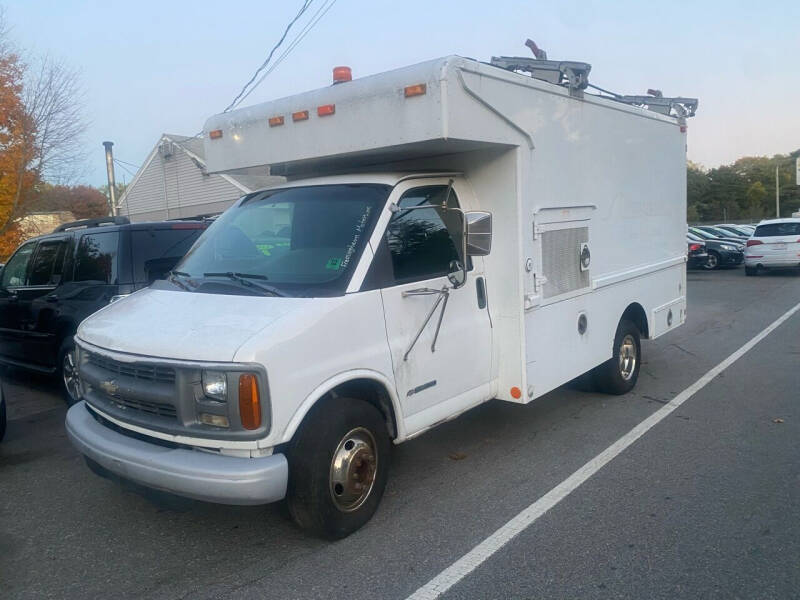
[282,370,404,445]
[621,302,650,339]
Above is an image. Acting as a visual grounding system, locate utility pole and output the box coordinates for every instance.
[775,163,780,218]
[103,141,118,217]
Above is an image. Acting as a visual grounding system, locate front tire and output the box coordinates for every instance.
[593,319,641,395]
[58,337,80,406]
[704,251,720,270]
[745,265,757,276]
[286,397,390,539]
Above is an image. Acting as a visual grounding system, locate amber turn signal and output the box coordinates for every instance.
[404,83,427,98]
[238,373,261,430]
[268,116,284,127]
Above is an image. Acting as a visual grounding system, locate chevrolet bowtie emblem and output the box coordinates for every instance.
[100,380,119,396]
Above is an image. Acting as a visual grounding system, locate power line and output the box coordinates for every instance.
[234,0,338,109]
[223,0,314,113]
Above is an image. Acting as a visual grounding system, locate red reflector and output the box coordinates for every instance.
[689,243,702,251]
[333,66,352,83]
[292,110,309,122]
[317,104,335,116]
[404,83,427,98]
[171,223,206,230]
[746,239,763,247]
[209,129,223,140]
[268,116,284,127]
[680,125,687,133]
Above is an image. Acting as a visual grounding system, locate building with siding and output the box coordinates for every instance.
[117,134,283,222]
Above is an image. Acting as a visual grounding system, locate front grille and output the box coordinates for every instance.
[104,395,177,418]
[86,351,176,383]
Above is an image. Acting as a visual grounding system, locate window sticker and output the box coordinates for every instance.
[325,257,343,270]
[257,244,273,255]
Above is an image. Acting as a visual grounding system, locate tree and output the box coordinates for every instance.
[745,181,767,221]
[27,184,110,220]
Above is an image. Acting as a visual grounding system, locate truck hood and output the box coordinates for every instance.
[77,287,311,361]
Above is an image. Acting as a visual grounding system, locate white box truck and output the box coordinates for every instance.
[66,51,696,538]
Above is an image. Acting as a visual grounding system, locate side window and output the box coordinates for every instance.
[74,232,119,284]
[131,228,204,283]
[0,242,36,288]
[28,240,68,287]
[385,186,461,283]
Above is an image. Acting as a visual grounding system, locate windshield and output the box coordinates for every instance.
[690,228,717,240]
[175,184,389,297]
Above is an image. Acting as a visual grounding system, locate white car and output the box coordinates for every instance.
[744,218,800,276]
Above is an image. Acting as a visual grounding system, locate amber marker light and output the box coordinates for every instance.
[292,110,310,122]
[510,386,522,400]
[404,83,427,98]
[317,104,335,116]
[209,129,223,139]
[269,116,285,127]
[238,374,261,430]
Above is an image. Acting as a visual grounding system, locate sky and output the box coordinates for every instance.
[4,0,799,187]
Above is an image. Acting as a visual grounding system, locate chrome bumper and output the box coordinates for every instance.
[66,402,287,505]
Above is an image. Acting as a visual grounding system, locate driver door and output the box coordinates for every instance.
[377,179,492,434]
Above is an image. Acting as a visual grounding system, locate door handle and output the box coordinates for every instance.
[476,277,487,309]
[8,294,19,303]
[46,294,59,303]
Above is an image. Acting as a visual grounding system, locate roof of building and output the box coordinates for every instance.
[116,133,283,213]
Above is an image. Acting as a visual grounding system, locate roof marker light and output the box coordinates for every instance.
[317,104,335,116]
[269,116,285,127]
[333,66,352,84]
[209,129,223,140]
[404,83,427,98]
[292,110,309,122]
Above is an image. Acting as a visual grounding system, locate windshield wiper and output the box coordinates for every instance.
[202,272,286,297]
[168,270,194,291]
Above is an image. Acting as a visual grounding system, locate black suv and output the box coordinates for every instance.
[0,217,207,403]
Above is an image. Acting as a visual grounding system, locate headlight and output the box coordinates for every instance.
[202,370,227,400]
[720,244,735,251]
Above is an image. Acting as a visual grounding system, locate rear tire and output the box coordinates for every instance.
[58,337,80,406]
[745,266,757,276]
[286,397,390,539]
[0,390,6,443]
[593,319,641,395]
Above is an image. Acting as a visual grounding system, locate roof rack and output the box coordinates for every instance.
[491,39,698,117]
[491,39,591,98]
[53,216,130,233]
[168,213,220,222]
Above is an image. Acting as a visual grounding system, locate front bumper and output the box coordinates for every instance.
[718,250,744,266]
[66,402,288,505]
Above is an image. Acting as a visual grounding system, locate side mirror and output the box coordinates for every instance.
[465,211,492,256]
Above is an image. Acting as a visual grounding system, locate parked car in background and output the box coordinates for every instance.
[744,218,800,276]
[0,377,6,442]
[715,224,755,237]
[0,217,207,403]
[693,225,749,243]
[688,226,746,248]
[687,231,744,269]
[687,240,709,269]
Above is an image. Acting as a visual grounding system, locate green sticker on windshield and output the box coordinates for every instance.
[256,244,273,256]
[325,257,343,270]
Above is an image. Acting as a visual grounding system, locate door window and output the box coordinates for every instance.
[28,240,68,287]
[131,227,204,283]
[385,186,462,283]
[1,242,36,288]
[74,232,119,284]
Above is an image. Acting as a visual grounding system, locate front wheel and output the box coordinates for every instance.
[593,319,641,395]
[704,251,720,270]
[58,337,80,406]
[286,397,390,539]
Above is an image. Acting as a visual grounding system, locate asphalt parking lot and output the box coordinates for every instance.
[2,266,799,600]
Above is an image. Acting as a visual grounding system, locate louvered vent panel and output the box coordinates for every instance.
[542,226,589,299]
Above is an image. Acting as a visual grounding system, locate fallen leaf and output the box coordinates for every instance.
[448,452,467,461]
[772,418,784,424]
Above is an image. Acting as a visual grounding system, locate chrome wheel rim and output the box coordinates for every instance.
[329,427,378,512]
[705,254,718,269]
[618,334,637,381]
[62,350,81,401]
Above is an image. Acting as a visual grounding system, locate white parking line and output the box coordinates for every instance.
[406,300,800,600]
